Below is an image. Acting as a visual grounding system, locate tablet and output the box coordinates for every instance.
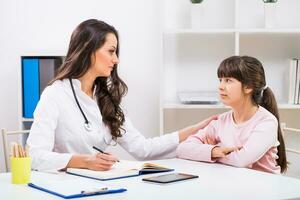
[142,173,198,184]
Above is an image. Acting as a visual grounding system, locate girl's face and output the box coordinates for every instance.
[90,33,119,77]
[218,77,247,107]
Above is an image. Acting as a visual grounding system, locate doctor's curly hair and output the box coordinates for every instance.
[51,19,127,141]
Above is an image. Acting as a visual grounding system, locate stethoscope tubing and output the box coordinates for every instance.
[69,78,92,131]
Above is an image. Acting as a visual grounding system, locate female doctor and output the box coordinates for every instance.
[26,19,217,171]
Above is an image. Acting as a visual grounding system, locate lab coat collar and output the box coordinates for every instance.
[71,78,82,89]
[68,78,97,101]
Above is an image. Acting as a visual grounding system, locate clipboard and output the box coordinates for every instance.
[28,174,126,199]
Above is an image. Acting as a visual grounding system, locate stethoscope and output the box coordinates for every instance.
[69,78,93,132]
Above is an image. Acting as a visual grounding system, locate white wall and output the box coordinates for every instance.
[0,0,163,171]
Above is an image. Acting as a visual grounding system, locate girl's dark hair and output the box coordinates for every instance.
[217,55,287,173]
[51,19,127,141]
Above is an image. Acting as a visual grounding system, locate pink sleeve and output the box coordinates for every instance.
[218,118,278,167]
[176,120,220,162]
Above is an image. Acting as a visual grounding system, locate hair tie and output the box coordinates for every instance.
[263,85,268,90]
[261,85,268,97]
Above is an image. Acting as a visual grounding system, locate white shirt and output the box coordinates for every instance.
[27,79,179,171]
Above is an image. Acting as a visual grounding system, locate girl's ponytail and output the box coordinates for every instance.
[261,87,287,173]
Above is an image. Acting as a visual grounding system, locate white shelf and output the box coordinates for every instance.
[163,102,300,110]
[277,104,300,109]
[22,118,34,122]
[164,29,236,34]
[238,29,300,34]
[164,28,300,34]
[163,102,227,109]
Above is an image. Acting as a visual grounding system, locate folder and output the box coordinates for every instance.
[22,58,40,118]
[66,160,174,181]
[28,174,126,199]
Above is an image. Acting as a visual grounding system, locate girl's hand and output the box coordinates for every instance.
[211,146,239,159]
[202,134,219,145]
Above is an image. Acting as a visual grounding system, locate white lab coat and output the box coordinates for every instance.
[26,79,179,171]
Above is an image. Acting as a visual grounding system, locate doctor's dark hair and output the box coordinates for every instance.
[217,55,287,173]
[52,19,127,141]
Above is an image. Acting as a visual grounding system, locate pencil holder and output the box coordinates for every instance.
[10,157,31,184]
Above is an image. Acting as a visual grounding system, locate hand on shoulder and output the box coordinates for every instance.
[178,115,219,142]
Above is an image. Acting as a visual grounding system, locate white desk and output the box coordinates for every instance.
[1,158,300,200]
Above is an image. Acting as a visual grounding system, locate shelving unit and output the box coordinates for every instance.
[160,0,300,134]
[19,56,64,130]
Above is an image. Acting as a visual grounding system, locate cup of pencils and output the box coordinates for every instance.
[10,142,31,184]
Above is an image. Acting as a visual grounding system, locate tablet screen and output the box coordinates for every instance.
[142,173,198,183]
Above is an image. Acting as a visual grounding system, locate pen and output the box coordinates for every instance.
[92,146,108,154]
[81,187,108,195]
[92,146,120,162]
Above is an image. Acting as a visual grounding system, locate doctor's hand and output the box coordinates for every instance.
[67,153,119,171]
[85,153,119,171]
[193,115,219,132]
[178,115,219,142]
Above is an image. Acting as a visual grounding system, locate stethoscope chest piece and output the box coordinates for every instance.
[84,122,93,132]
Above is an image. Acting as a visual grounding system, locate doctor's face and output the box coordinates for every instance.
[90,33,119,77]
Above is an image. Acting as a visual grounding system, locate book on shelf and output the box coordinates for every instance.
[288,58,300,105]
[297,60,300,105]
[66,160,174,181]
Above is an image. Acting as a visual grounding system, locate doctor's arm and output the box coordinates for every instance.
[176,120,223,162]
[117,116,218,161]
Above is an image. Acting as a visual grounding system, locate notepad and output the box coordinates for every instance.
[66,160,174,181]
[28,173,126,199]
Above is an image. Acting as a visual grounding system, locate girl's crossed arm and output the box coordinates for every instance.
[218,118,278,168]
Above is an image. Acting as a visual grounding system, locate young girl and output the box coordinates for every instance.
[176,56,287,174]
